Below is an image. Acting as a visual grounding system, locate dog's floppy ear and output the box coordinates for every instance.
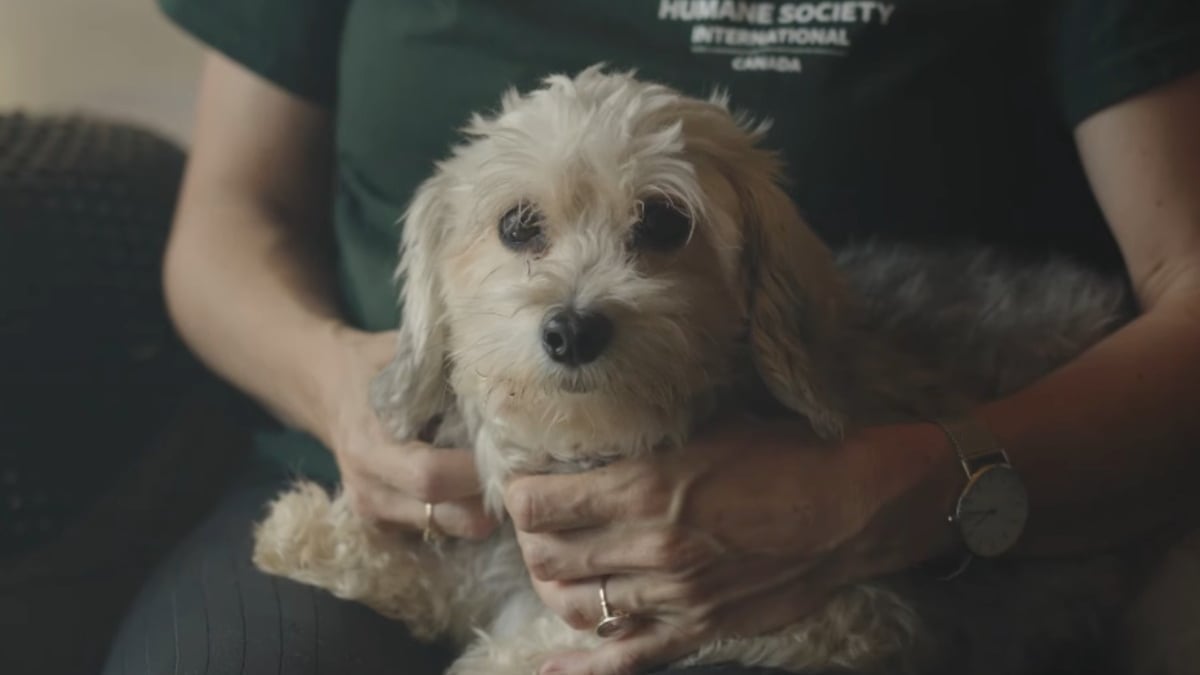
[735,159,852,440]
[370,173,456,441]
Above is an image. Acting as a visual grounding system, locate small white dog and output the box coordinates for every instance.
[251,66,1193,674]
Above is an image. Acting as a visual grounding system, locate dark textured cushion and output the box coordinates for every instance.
[0,112,199,556]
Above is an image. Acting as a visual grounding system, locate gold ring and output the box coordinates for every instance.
[423,502,442,543]
[595,577,639,639]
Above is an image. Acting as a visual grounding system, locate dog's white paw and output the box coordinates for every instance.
[251,480,451,641]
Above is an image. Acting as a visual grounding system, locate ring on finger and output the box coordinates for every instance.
[595,576,640,639]
[423,502,443,543]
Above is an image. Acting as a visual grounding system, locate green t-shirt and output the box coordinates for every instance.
[159,0,1200,482]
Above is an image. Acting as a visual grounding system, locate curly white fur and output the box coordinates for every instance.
[251,66,1196,675]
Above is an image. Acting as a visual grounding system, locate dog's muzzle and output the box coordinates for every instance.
[541,308,613,367]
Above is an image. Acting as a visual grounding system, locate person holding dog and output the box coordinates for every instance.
[103,1,1200,674]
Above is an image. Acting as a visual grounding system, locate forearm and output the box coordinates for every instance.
[162,52,358,446]
[977,292,1200,556]
[849,294,1200,576]
[163,193,349,443]
[860,72,1200,567]
[980,70,1200,557]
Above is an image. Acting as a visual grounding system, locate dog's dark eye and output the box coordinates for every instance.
[632,199,692,252]
[499,203,544,250]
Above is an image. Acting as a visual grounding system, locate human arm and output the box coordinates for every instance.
[972,69,1200,555]
[501,69,1200,675]
[162,52,495,538]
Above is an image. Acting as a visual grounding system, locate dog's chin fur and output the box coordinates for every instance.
[454,343,731,515]
[251,65,1197,675]
[474,379,695,460]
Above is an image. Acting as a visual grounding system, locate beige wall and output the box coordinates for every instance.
[0,0,204,143]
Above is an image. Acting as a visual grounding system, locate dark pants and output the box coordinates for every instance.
[100,461,797,675]
[101,461,456,675]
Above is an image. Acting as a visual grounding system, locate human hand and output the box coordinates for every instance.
[503,414,958,675]
[318,328,498,539]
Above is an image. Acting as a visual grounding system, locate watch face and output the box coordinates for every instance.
[956,465,1029,557]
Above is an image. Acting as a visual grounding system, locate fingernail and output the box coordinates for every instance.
[539,661,563,675]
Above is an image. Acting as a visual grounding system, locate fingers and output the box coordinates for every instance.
[531,574,674,633]
[328,328,497,539]
[505,460,671,534]
[517,525,717,582]
[532,555,823,644]
[338,411,497,539]
[339,414,484,502]
[537,572,837,675]
[345,475,497,540]
[334,329,483,503]
[505,473,614,532]
[365,442,484,503]
[553,586,830,675]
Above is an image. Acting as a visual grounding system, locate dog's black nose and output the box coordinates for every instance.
[541,309,613,367]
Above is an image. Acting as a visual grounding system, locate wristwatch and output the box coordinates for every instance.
[935,415,1029,577]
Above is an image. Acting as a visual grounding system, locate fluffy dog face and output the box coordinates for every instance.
[436,77,753,459]
[384,66,852,471]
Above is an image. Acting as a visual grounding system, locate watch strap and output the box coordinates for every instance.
[935,415,1010,476]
